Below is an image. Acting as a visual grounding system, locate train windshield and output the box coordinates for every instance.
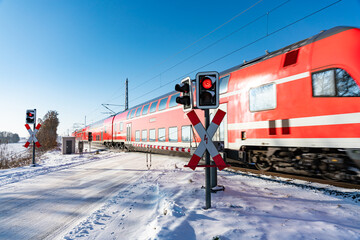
[312,68,360,97]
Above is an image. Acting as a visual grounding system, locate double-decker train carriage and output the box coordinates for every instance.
[73,26,360,181]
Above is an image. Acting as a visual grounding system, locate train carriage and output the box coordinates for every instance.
[74,26,360,181]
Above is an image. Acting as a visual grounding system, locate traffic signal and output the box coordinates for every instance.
[196,71,219,109]
[175,77,192,110]
[26,109,36,124]
[88,132,93,142]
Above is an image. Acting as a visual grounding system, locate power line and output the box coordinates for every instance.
[129,0,266,91]
[100,2,266,110]
[99,1,265,109]
[129,0,291,93]
[145,0,265,68]
[129,0,343,104]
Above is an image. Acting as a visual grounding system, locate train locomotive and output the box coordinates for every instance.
[73,26,360,181]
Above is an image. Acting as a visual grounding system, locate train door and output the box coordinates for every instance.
[126,123,132,142]
[210,103,228,148]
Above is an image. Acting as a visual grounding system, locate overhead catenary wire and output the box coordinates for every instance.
[129,0,343,104]
[100,1,266,107]
[129,0,265,89]
[129,0,292,94]
[83,1,266,122]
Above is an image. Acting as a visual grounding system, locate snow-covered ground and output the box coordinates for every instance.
[6,141,26,153]
[0,141,29,157]
[0,150,360,240]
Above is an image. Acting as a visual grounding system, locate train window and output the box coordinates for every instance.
[127,110,131,120]
[219,121,224,141]
[181,125,192,142]
[169,93,180,108]
[142,130,147,142]
[149,129,156,141]
[150,101,158,113]
[337,69,360,96]
[135,131,140,142]
[283,49,299,67]
[249,83,276,112]
[169,126,178,142]
[120,122,123,131]
[130,109,136,119]
[142,104,150,115]
[158,128,166,142]
[158,97,168,111]
[312,68,360,97]
[312,70,336,96]
[136,107,141,117]
[219,75,230,94]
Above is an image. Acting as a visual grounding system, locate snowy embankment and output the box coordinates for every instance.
[1,149,360,240]
[0,150,102,187]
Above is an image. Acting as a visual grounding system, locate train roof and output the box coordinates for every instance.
[220,26,355,76]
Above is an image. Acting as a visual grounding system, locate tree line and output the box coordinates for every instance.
[0,132,20,144]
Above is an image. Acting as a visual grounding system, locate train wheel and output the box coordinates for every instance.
[319,162,341,181]
[255,160,272,171]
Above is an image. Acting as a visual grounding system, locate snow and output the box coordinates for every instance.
[6,141,27,153]
[0,149,360,240]
[1,141,29,159]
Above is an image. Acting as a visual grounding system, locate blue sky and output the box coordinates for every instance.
[1,0,360,137]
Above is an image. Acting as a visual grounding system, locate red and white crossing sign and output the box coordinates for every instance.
[185,109,228,170]
[24,123,41,148]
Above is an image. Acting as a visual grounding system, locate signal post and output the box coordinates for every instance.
[175,72,228,209]
[24,109,41,166]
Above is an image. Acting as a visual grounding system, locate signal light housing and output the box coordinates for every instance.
[175,77,192,111]
[26,109,36,124]
[196,71,219,109]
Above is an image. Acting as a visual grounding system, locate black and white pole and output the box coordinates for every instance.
[32,111,36,167]
[204,109,211,209]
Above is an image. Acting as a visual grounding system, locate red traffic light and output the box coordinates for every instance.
[28,113,33,117]
[201,78,212,89]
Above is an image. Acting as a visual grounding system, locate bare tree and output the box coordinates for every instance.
[36,110,59,151]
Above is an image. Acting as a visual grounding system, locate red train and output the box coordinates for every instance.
[74,26,360,181]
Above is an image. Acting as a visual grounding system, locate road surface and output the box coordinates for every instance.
[0,152,149,239]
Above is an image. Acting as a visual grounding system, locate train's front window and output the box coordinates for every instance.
[312,68,360,97]
[336,69,360,96]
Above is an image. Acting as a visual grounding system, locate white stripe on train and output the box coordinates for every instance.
[228,112,360,130]
[229,138,360,149]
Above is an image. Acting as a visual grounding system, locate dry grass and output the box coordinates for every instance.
[0,143,33,169]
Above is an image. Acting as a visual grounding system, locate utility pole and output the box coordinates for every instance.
[125,78,129,111]
[204,109,211,209]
